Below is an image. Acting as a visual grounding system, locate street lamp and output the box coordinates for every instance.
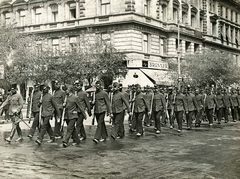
[177,17,181,90]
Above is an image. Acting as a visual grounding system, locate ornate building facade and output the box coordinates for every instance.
[0,0,240,91]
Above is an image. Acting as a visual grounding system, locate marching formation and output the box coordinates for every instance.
[0,80,240,148]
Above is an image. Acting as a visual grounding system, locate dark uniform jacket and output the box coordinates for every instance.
[53,89,65,110]
[77,90,91,113]
[204,94,218,109]
[41,93,60,118]
[133,92,150,113]
[174,93,188,112]
[185,93,198,112]
[94,90,112,114]
[230,94,239,107]
[166,93,174,110]
[1,93,23,115]
[223,93,231,108]
[32,91,42,113]
[112,91,130,113]
[152,92,166,112]
[194,94,204,110]
[144,92,153,110]
[65,94,86,120]
[121,91,129,110]
[216,94,224,108]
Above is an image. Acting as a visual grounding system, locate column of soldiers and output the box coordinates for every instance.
[1,81,240,147]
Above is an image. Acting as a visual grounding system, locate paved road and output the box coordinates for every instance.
[0,106,240,179]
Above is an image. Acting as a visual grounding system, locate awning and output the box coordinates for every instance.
[140,69,175,86]
[121,69,155,88]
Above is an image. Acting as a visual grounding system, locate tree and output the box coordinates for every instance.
[182,49,240,87]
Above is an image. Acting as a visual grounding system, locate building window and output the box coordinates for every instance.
[51,4,58,22]
[185,41,191,53]
[236,13,238,23]
[69,37,77,52]
[19,10,25,26]
[52,39,59,56]
[100,32,111,46]
[194,44,199,53]
[200,18,203,31]
[101,0,110,16]
[4,12,11,25]
[144,0,150,16]
[35,8,42,24]
[212,22,217,36]
[191,15,195,27]
[143,33,150,53]
[162,5,167,21]
[225,8,228,19]
[69,2,76,19]
[173,8,178,23]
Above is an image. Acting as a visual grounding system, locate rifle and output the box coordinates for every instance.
[60,95,67,132]
[109,92,113,124]
[130,92,136,123]
[91,92,96,125]
[149,92,154,118]
[28,88,34,123]
[39,93,43,128]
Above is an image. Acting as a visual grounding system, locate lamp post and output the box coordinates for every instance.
[177,18,181,90]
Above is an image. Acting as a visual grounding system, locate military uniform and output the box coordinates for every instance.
[166,90,175,128]
[36,90,61,144]
[53,88,66,138]
[111,91,130,139]
[133,91,150,136]
[222,90,231,123]
[62,93,86,147]
[144,90,153,127]
[0,91,24,142]
[185,92,198,129]
[230,91,239,122]
[194,92,204,126]
[93,88,112,142]
[76,89,91,140]
[216,92,224,124]
[152,90,166,133]
[174,92,188,131]
[204,93,218,125]
[28,90,42,137]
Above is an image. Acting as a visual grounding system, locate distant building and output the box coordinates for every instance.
[0,0,240,96]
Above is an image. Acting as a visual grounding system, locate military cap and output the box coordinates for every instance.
[42,83,50,90]
[10,83,17,90]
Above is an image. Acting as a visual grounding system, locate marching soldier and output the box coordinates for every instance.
[222,88,231,123]
[92,81,112,144]
[35,84,61,145]
[110,82,131,139]
[230,88,239,122]
[62,86,87,147]
[174,87,188,132]
[185,87,198,130]
[52,80,66,139]
[152,85,166,134]
[204,87,218,126]
[74,80,92,141]
[132,84,150,137]
[27,83,42,138]
[119,83,129,136]
[166,87,175,129]
[143,86,152,127]
[236,88,240,121]
[0,84,24,143]
[215,88,224,124]
[194,88,204,127]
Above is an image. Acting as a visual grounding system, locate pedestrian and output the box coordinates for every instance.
[52,80,66,139]
[92,80,112,144]
[0,84,24,143]
[110,82,131,140]
[27,83,42,139]
[0,89,11,121]
[151,84,166,134]
[74,80,92,141]
[132,84,150,137]
[62,86,87,147]
[35,83,61,145]
[173,87,188,132]
[204,87,218,126]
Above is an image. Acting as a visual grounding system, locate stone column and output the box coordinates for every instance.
[76,0,80,19]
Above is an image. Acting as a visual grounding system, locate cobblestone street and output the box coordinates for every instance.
[0,116,240,179]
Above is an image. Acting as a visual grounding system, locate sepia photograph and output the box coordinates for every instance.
[0,0,240,178]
